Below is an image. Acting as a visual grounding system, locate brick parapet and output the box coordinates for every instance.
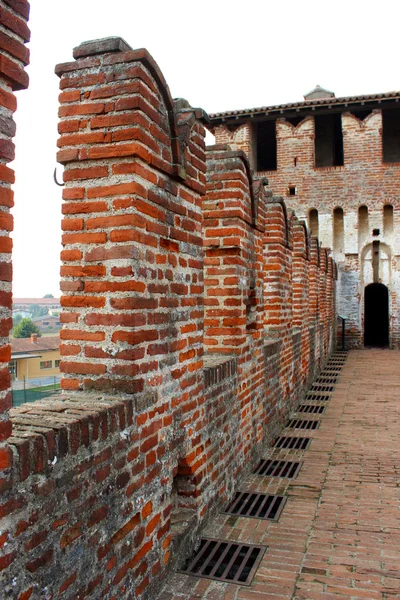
[0,34,339,600]
[8,393,134,482]
[56,38,205,397]
[0,0,30,92]
[0,0,30,475]
[203,145,264,354]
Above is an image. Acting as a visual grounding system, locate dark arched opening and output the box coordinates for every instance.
[364,283,389,347]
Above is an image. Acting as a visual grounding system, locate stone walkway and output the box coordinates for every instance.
[158,350,400,599]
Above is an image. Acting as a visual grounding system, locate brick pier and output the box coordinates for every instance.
[159,349,400,599]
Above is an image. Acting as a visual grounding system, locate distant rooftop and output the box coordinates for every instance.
[13,298,60,306]
[304,85,335,100]
[11,335,59,355]
[209,89,400,125]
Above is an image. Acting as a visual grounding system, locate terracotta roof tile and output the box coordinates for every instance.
[209,90,400,122]
[11,335,59,354]
[13,298,60,305]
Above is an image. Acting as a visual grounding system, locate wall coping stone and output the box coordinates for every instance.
[9,393,134,482]
[203,355,237,389]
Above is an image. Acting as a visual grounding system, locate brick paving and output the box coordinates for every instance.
[158,350,400,599]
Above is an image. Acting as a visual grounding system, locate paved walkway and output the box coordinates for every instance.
[159,350,400,599]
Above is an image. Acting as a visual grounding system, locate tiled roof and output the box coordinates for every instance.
[209,90,400,122]
[31,315,59,322]
[13,298,60,305]
[11,335,59,354]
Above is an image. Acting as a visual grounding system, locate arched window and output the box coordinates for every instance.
[308,208,319,238]
[358,205,369,247]
[333,207,344,257]
[383,204,393,235]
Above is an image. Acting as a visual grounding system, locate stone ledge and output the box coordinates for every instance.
[9,392,134,482]
[263,339,280,358]
[203,355,237,389]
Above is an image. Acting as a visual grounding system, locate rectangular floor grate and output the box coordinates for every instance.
[324,367,342,373]
[305,393,331,402]
[254,459,302,478]
[274,436,311,450]
[224,492,287,521]
[179,538,266,585]
[311,384,334,392]
[315,377,337,384]
[298,404,325,414]
[288,419,320,430]
[321,370,339,377]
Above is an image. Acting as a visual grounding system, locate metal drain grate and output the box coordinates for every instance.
[311,384,334,392]
[274,436,311,450]
[315,377,337,384]
[288,419,320,430]
[305,393,331,402]
[254,459,302,478]
[224,492,287,521]
[324,367,342,373]
[321,371,339,377]
[298,404,325,414]
[179,538,266,585]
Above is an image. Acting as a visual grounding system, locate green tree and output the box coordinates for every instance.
[43,294,54,298]
[13,318,42,339]
[12,313,23,326]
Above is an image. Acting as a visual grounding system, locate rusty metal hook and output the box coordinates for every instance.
[53,167,64,187]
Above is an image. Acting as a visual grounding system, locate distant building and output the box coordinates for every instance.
[12,309,31,319]
[32,314,61,332]
[211,88,400,348]
[13,298,61,315]
[9,334,60,382]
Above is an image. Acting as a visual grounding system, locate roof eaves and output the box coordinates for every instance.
[209,90,400,121]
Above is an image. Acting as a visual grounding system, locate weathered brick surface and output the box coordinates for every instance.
[0,0,29,480]
[0,35,338,600]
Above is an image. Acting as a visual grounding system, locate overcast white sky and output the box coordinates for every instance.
[11,0,400,297]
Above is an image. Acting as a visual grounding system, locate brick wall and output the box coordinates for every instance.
[0,35,337,599]
[214,113,400,348]
[0,0,30,485]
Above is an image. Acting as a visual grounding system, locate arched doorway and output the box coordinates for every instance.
[364,283,389,347]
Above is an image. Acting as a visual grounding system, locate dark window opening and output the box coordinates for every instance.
[246,275,257,332]
[364,283,389,347]
[256,120,277,171]
[333,207,344,257]
[308,208,319,238]
[288,186,296,196]
[358,205,369,247]
[383,204,393,235]
[382,109,400,163]
[170,467,196,537]
[373,228,380,236]
[352,110,373,122]
[286,116,304,127]
[314,113,344,167]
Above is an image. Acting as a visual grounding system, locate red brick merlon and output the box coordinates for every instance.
[0,0,30,91]
[205,143,268,229]
[204,145,268,353]
[55,36,210,191]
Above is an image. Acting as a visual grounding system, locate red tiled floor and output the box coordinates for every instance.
[158,350,400,599]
